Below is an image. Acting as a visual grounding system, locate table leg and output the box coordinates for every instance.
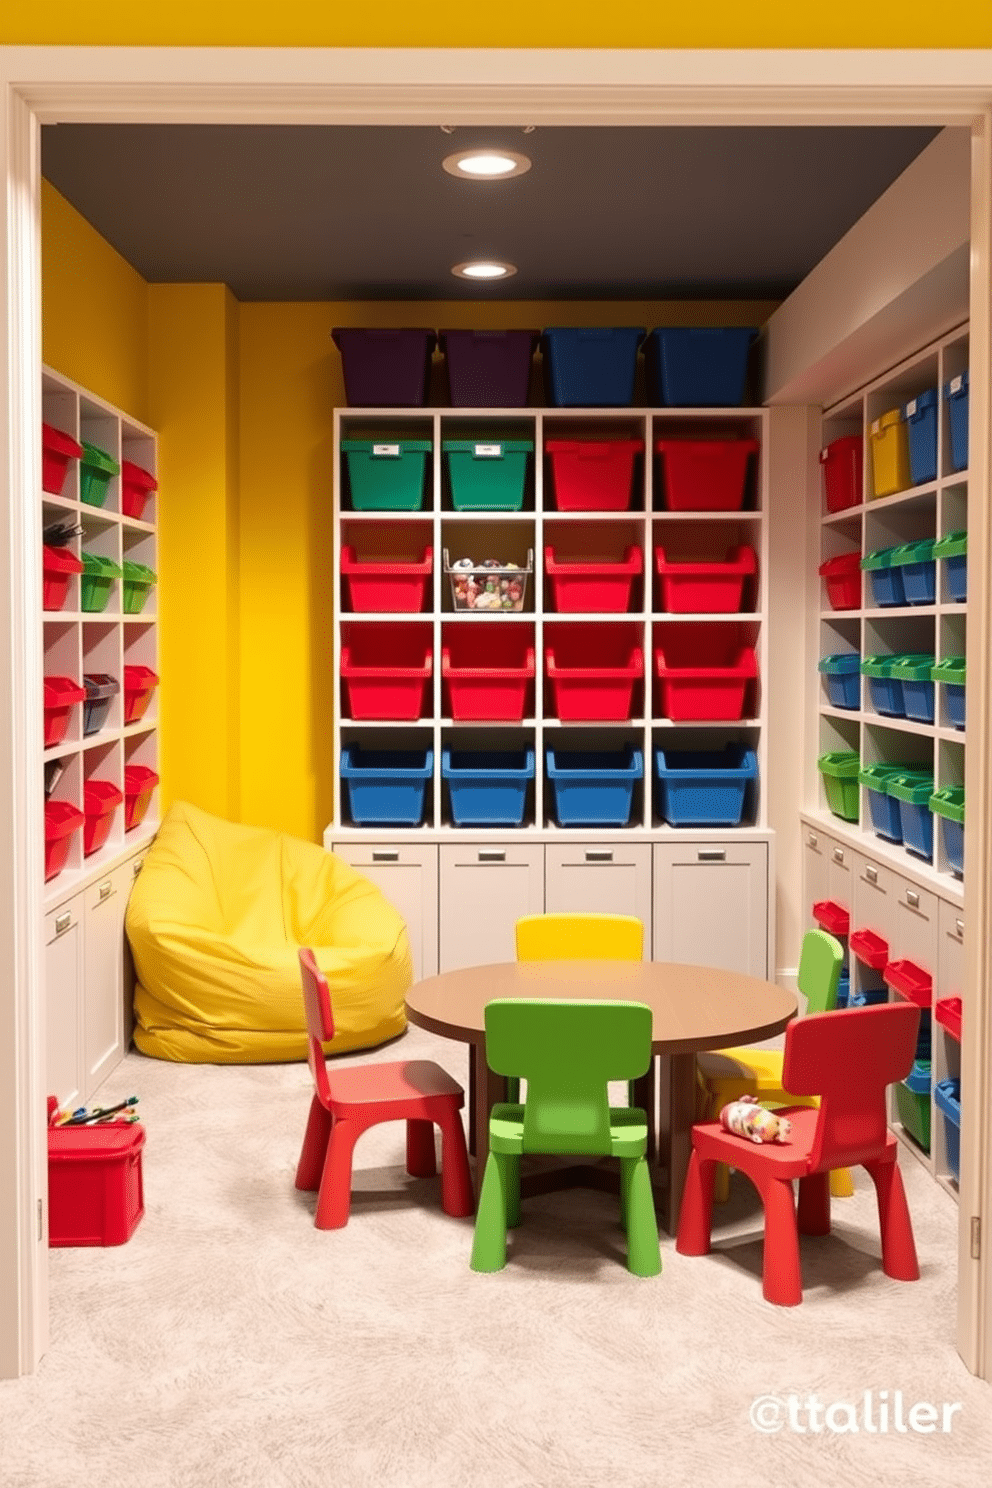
[468,1043,504,1188]
[632,1055,658,1162]
[657,1052,697,1236]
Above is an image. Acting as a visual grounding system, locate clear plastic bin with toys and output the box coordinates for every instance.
[444,548,533,613]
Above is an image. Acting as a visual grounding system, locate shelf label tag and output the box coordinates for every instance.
[905,399,918,417]
[371,444,401,457]
[950,375,964,395]
[473,443,502,458]
[870,418,882,435]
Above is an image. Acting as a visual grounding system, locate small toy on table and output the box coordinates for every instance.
[719,1093,792,1144]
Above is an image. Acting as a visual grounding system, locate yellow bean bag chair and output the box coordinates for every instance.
[127,801,411,1063]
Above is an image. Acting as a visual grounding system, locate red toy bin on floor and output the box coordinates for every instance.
[43,545,84,611]
[544,624,644,721]
[653,625,758,720]
[42,423,83,496]
[819,551,862,611]
[655,544,757,613]
[44,675,86,747]
[340,623,433,720]
[442,625,535,721]
[48,1118,145,1247]
[340,543,432,612]
[123,665,159,724]
[820,435,864,513]
[544,545,642,613]
[545,439,643,511]
[654,438,759,511]
[44,800,85,881]
[124,765,159,830]
[83,778,124,856]
[120,460,158,520]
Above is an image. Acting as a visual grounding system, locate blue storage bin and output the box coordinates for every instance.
[851,987,888,1007]
[442,747,534,827]
[860,657,904,718]
[934,531,967,602]
[888,784,934,862]
[835,971,850,1009]
[935,1078,961,1182]
[817,653,860,710]
[943,372,969,472]
[943,815,964,876]
[861,548,906,607]
[902,389,938,485]
[891,656,936,725]
[339,745,433,826]
[541,327,644,407]
[545,745,643,827]
[645,327,757,407]
[891,540,936,605]
[946,684,966,730]
[654,744,757,827]
[860,764,907,843]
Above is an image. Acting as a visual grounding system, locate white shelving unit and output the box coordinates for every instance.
[803,323,968,1199]
[41,366,160,1106]
[326,403,775,979]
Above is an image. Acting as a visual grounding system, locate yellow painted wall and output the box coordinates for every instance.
[2,2,991,46]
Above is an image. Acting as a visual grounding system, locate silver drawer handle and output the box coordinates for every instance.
[133,859,143,876]
[698,849,726,863]
[99,880,112,901]
[956,917,964,936]
[585,850,614,863]
[478,850,506,863]
[372,850,400,863]
[833,847,845,864]
[54,912,72,936]
[906,890,920,909]
[865,864,878,884]
[807,832,818,848]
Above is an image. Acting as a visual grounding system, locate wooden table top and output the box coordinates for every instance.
[406,960,798,1055]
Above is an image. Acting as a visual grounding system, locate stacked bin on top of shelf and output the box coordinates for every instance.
[332,328,437,407]
[541,327,644,407]
[643,327,757,407]
[438,330,539,408]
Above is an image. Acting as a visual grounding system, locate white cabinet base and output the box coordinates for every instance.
[653,841,769,979]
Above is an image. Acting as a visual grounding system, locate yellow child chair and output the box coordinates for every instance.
[695,928,854,1202]
[512,913,644,1102]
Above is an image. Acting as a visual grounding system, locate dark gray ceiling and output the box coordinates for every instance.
[41,124,942,304]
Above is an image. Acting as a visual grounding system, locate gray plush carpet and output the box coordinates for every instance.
[2,1021,990,1488]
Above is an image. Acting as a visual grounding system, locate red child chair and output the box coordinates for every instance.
[676,1000,921,1306]
[295,948,474,1229]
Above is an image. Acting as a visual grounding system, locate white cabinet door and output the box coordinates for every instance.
[653,842,768,978]
[937,899,965,1005]
[889,875,939,977]
[802,823,833,919]
[439,844,544,972]
[83,864,132,1098]
[331,843,438,982]
[45,895,84,1110]
[544,843,652,956]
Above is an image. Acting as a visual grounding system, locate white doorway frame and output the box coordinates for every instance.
[2,45,992,1378]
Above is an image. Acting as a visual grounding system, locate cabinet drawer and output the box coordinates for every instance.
[45,896,84,1110]
[654,841,768,979]
[851,852,895,948]
[332,843,438,982]
[439,844,543,973]
[544,843,651,953]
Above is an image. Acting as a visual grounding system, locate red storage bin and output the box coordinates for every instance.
[48,1118,145,1247]
[545,439,643,511]
[83,779,124,856]
[812,898,850,936]
[442,627,535,721]
[654,627,758,721]
[936,996,962,1041]
[123,665,159,724]
[340,544,432,612]
[124,765,159,830]
[849,928,889,970]
[42,423,83,496]
[44,676,86,747]
[884,957,933,1009]
[544,545,642,613]
[819,551,861,611]
[120,460,158,519]
[340,624,432,720]
[43,545,84,611]
[545,626,643,721]
[820,435,863,513]
[44,800,84,881]
[654,438,759,511]
[655,545,757,613]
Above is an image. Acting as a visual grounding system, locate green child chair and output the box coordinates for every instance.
[696,928,852,1202]
[469,999,662,1278]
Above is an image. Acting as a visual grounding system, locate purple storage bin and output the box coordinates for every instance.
[440,329,539,407]
[331,328,437,407]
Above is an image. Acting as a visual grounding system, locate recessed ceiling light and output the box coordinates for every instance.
[443,149,531,181]
[451,260,518,281]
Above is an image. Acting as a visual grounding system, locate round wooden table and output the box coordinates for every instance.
[406,959,798,1233]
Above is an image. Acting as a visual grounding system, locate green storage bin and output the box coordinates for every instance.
[80,552,122,613]
[895,1061,932,1151]
[79,441,120,508]
[122,560,157,614]
[443,439,533,511]
[931,654,966,731]
[341,439,432,511]
[816,750,860,821]
[930,784,964,825]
